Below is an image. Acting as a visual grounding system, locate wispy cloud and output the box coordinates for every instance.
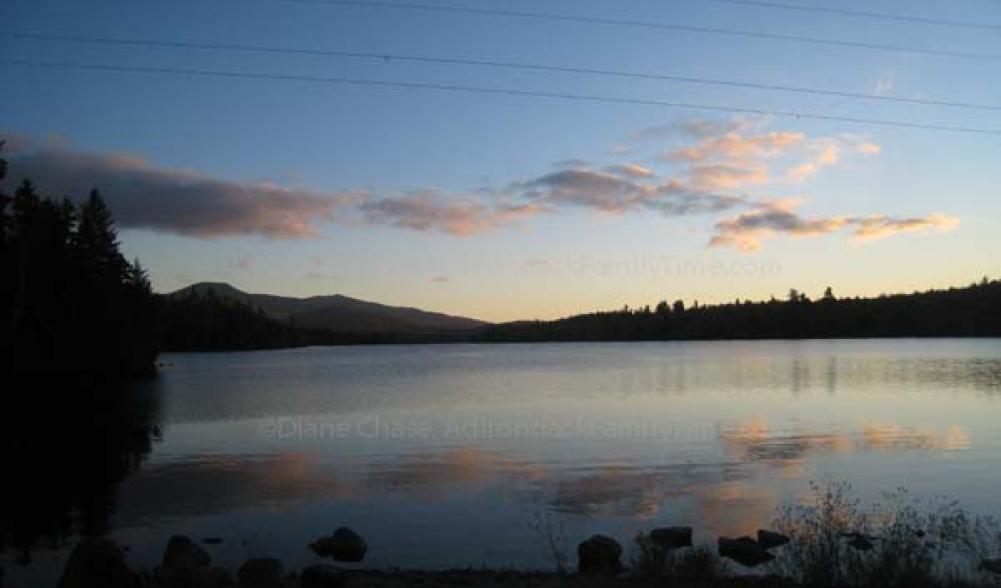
[856,142,882,155]
[1,120,957,251]
[710,199,959,252]
[852,213,959,241]
[359,190,543,236]
[782,143,840,182]
[689,163,769,190]
[517,169,743,216]
[873,79,894,96]
[605,163,656,178]
[709,199,850,251]
[665,130,805,163]
[3,137,358,238]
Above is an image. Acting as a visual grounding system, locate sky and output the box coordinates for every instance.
[2,0,1000,322]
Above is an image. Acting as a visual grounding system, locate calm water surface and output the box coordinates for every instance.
[5,339,1001,585]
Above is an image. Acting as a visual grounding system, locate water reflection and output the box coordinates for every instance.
[158,341,1001,424]
[114,453,354,523]
[0,374,161,563]
[4,340,1001,583]
[719,416,972,468]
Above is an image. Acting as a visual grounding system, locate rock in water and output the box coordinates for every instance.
[718,536,774,568]
[649,526,693,550]
[310,527,368,562]
[237,558,283,588]
[577,534,623,575]
[57,538,138,588]
[841,533,876,551]
[757,529,790,549]
[301,564,346,588]
[163,535,211,570]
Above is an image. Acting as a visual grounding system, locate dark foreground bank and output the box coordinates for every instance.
[46,482,1001,588]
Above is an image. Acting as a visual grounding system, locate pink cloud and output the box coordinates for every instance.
[690,163,769,190]
[852,213,959,241]
[710,200,959,252]
[359,191,543,236]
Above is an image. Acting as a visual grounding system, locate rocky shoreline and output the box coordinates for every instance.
[42,522,1001,588]
[48,524,787,588]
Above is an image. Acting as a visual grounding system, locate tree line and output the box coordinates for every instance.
[4,138,1000,358]
[0,142,158,375]
[158,289,308,351]
[476,281,1001,342]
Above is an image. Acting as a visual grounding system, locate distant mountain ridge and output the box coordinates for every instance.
[168,282,488,334]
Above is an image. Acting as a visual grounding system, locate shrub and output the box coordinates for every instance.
[633,533,726,582]
[771,482,1000,588]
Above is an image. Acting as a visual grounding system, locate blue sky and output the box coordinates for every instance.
[2,0,1000,321]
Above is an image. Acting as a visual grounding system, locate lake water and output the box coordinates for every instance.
[4,339,1001,585]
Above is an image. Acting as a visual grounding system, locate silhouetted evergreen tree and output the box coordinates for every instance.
[0,144,158,375]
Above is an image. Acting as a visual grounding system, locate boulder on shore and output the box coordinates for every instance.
[301,564,347,588]
[237,558,284,588]
[56,538,138,588]
[195,566,235,588]
[310,527,368,563]
[718,536,774,568]
[577,534,623,575]
[163,535,212,570]
[649,526,693,550]
[757,529,790,550]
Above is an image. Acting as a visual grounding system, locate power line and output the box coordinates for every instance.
[5,31,999,112]
[701,0,1001,31]
[276,0,1001,61]
[2,56,999,136]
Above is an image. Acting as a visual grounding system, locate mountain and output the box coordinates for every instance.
[167,282,489,335]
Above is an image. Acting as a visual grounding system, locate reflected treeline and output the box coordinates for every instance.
[0,374,161,563]
[478,282,1001,341]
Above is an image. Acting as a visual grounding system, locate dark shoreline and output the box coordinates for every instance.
[157,278,1001,352]
[160,334,1001,354]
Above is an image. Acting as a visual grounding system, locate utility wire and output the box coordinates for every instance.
[275,0,1001,61]
[700,0,1001,32]
[2,57,999,136]
[4,31,999,112]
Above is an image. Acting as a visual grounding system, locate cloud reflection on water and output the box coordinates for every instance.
[113,415,971,538]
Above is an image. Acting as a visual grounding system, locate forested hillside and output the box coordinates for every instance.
[478,282,1001,342]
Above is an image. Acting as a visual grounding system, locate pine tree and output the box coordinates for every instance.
[77,189,125,280]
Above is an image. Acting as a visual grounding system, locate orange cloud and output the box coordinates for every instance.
[710,200,958,252]
[783,144,841,182]
[856,142,882,155]
[667,131,805,163]
[605,163,656,178]
[690,163,769,190]
[709,200,851,251]
[852,213,959,241]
